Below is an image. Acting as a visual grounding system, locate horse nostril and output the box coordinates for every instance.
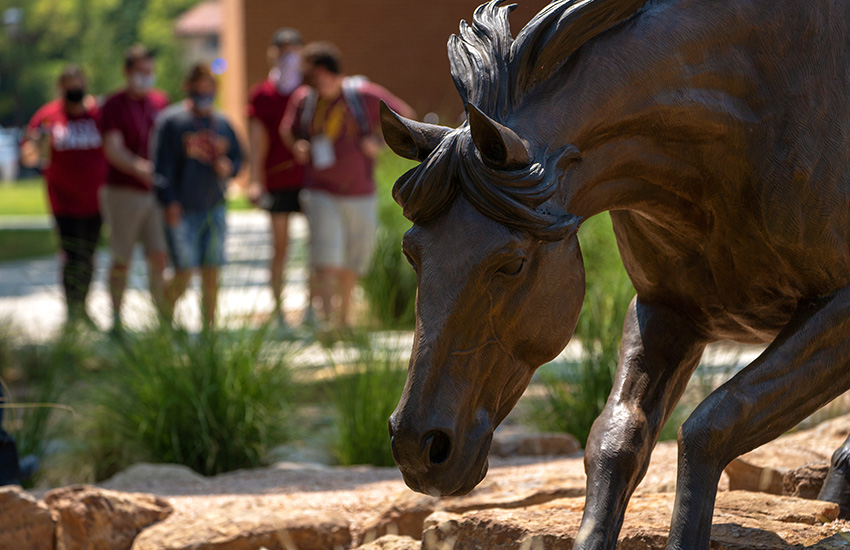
[388,419,395,439]
[423,430,452,466]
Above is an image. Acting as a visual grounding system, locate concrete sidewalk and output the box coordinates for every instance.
[0,210,311,339]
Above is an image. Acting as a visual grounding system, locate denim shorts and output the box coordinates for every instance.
[166,205,227,269]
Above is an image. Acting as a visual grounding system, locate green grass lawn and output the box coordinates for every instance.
[0,179,49,216]
[0,178,254,216]
[0,229,56,261]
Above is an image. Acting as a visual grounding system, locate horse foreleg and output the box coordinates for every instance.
[818,433,850,518]
[668,287,850,550]
[574,298,707,550]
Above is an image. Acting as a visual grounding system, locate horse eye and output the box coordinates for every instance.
[496,257,525,276]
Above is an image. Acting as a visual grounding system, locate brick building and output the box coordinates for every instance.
[221,0,550,135]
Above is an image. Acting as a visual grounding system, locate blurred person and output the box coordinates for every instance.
[154,63,243,328]
[247,28,306,326]
[20,64,107,326]
[100,44,170,335]
[0,385,38,486]
[281,42,415,328]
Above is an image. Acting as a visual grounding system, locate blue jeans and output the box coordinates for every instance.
[166,205,227,269]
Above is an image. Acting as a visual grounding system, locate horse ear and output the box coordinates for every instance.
[380,101,451,162]
[467,103,531,170]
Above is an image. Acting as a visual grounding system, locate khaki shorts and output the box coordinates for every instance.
[99,185,167,263]
[301,189,377,275]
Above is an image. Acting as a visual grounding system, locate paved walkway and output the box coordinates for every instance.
[0,210,765,373]
[0,211,311,338]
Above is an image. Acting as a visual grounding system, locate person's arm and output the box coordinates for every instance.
[20,109,47,168]
[247,117,267,203]
[152,117,181,226]
[214,121,243,180]
[280,87,311,165]
[103,130,153,185]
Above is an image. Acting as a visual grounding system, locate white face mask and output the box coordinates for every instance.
[270,52,301,95]
[130,73,156,93]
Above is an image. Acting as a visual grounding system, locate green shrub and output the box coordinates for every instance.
[323,332,407,466]
[5,329,93,454]
[362,151,418,329]
[527,214,634,445]
[90,326,296,476]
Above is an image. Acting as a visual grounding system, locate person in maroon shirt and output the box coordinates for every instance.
[99,44,170,334]
[247,28,305,325]
[20,65,107,326]
[281,42,416,328]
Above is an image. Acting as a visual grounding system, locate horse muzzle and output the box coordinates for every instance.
[388,412,493,497]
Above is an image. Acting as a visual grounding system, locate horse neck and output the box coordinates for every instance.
[516,0,756,223]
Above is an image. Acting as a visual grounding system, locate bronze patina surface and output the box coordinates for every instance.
[381,1,850,549]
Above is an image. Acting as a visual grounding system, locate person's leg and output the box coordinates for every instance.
[269,212,290,318]
[100,186,145,331]
[53,215,82,319]
[139,194,170,321]
[338,194,378,328]
[61,215,102,323]
[198,205,226,329]
[337,268,358,327]
[302,190,345,325]
[200,267,219,328]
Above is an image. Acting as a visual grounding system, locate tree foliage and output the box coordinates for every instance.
[0,0,200,127]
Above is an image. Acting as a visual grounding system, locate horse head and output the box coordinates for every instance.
[381,101,585,496]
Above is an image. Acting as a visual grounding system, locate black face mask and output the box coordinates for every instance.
[64,88,85,103]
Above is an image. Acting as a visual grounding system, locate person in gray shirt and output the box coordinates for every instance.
[153,63,243,328]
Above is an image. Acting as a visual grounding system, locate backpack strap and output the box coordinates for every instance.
[342,75,371,136]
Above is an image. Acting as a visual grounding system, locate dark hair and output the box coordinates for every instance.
[302,41,342,75]
[271,27,303,48]
[124,43,154,71]
[185,62,215,86]
[58,64,85,86]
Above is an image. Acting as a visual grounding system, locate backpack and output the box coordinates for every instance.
[300,75,371,138]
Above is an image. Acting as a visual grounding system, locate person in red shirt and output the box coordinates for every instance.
[281,42,415,328]
[246,28,305,326]
[20,64,107,326]
[99,44,170,334]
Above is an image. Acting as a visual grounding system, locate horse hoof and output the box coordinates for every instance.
[818,438,850,518]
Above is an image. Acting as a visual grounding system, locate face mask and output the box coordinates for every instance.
[190,93,215,111]
[130,73,155,92]
[64,88,85,103]
[271,52,302,95]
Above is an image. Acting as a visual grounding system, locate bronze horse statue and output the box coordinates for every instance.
[380,0,850,548]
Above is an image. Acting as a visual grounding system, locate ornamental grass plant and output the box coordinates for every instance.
[322,331,407,466]
[89,325,297,477]
[362,151,418,329]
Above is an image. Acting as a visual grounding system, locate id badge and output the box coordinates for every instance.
[311,134,336,170]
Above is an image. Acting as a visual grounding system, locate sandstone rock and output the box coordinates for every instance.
[725,447,825,494]
[722,415,850,497]
[421,492,846,550]
[359,462,586,544]
[491,428,582,458]
[356,534,421,550]
[0,485,55,550]
[783,462,830,499]
[44,484,172,550]
[132,504,351,550]
[100,463,211,493]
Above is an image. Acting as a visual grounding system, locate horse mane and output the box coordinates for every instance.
[395,0,647,240]
[450,0,648,120]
